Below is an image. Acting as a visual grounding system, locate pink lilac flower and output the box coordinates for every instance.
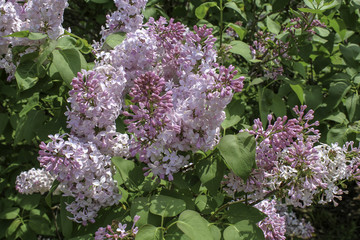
[255,200,286,240]
[276,203,314,239]
[0,0,68,80]
[15,168,57,195]
[94,17,244,179]
[223,106,360,209]
[94,215,140,239]
[65,66,129,157]
[38,134,121,225]
[100,0,147,39]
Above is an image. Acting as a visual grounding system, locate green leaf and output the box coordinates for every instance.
[28,32,47,40]
[45,179,60,208]
[218,132,256,181]
[326,81,351,109]
[226,203,265,224]
[112,156,144,188]
[324,111,348,124]
[18,194,41,211]
[209,225,221,240]
[131,197,153,226]
[346,93,359,122]
[60,196,73,238]
[103,32,127,50]
[16,224,37,240]
[135,225,162,240]
[314,27,330,37]
[229,41,252,61]
[195,195,209,213]
[321,0,341,10]
[29,215,53,236]
[0,207,20,220]
[195,153,223,185]
[221,100,245,130]
[52,49,87,86]
[298,7,324,14]
[340,44,360,70]
[195,2,218,19]
[14,110,46,144]
[290,84,304,105]
[304,86,323,110]
[227,23,247,40]
[150,195,186,217]
[15,60,40,91]
[165,225,191,240]
[224,2,246,20]
[56,36,78,50]
[19,92,39,117]
[6,218,21,237]
[3,30,30,38]
[223,220,265,240]
[266,16,281,34]
[327,125,347,145]
[177,210,213,240]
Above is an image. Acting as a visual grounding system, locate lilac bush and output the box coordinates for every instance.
[6,0,360,239]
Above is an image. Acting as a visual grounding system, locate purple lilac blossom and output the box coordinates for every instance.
[255,199,286,240]
[0,0,68,80]
[94,215,140,240]
[38,134,121,225]
[65,66,129,157]
[100,0,148,39]
[94,17,244,179]
[276,203,314,239]
[224,106,360,208]
[15,168,57,195]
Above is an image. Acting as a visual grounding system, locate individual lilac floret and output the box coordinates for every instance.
[94,215,140,240]
[100,0,148,39]
[38,134,121,225]
[15,168,57,195]
[255,200,286,240]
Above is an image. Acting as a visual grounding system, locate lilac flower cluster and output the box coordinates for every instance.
[100,0,148,39]
[254,200,286,240]
[92,16,244,179]
[65,66,129,157]
[223,106,360,208]
[0,0,68,80]
[37,134,121,225]
[95,215,140,240]
[276,203,314,239]
[250,31,290,79]
[254,199,315,239]
[288,15,326,35]
[15,168,57,195]
[112,17,244,179]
